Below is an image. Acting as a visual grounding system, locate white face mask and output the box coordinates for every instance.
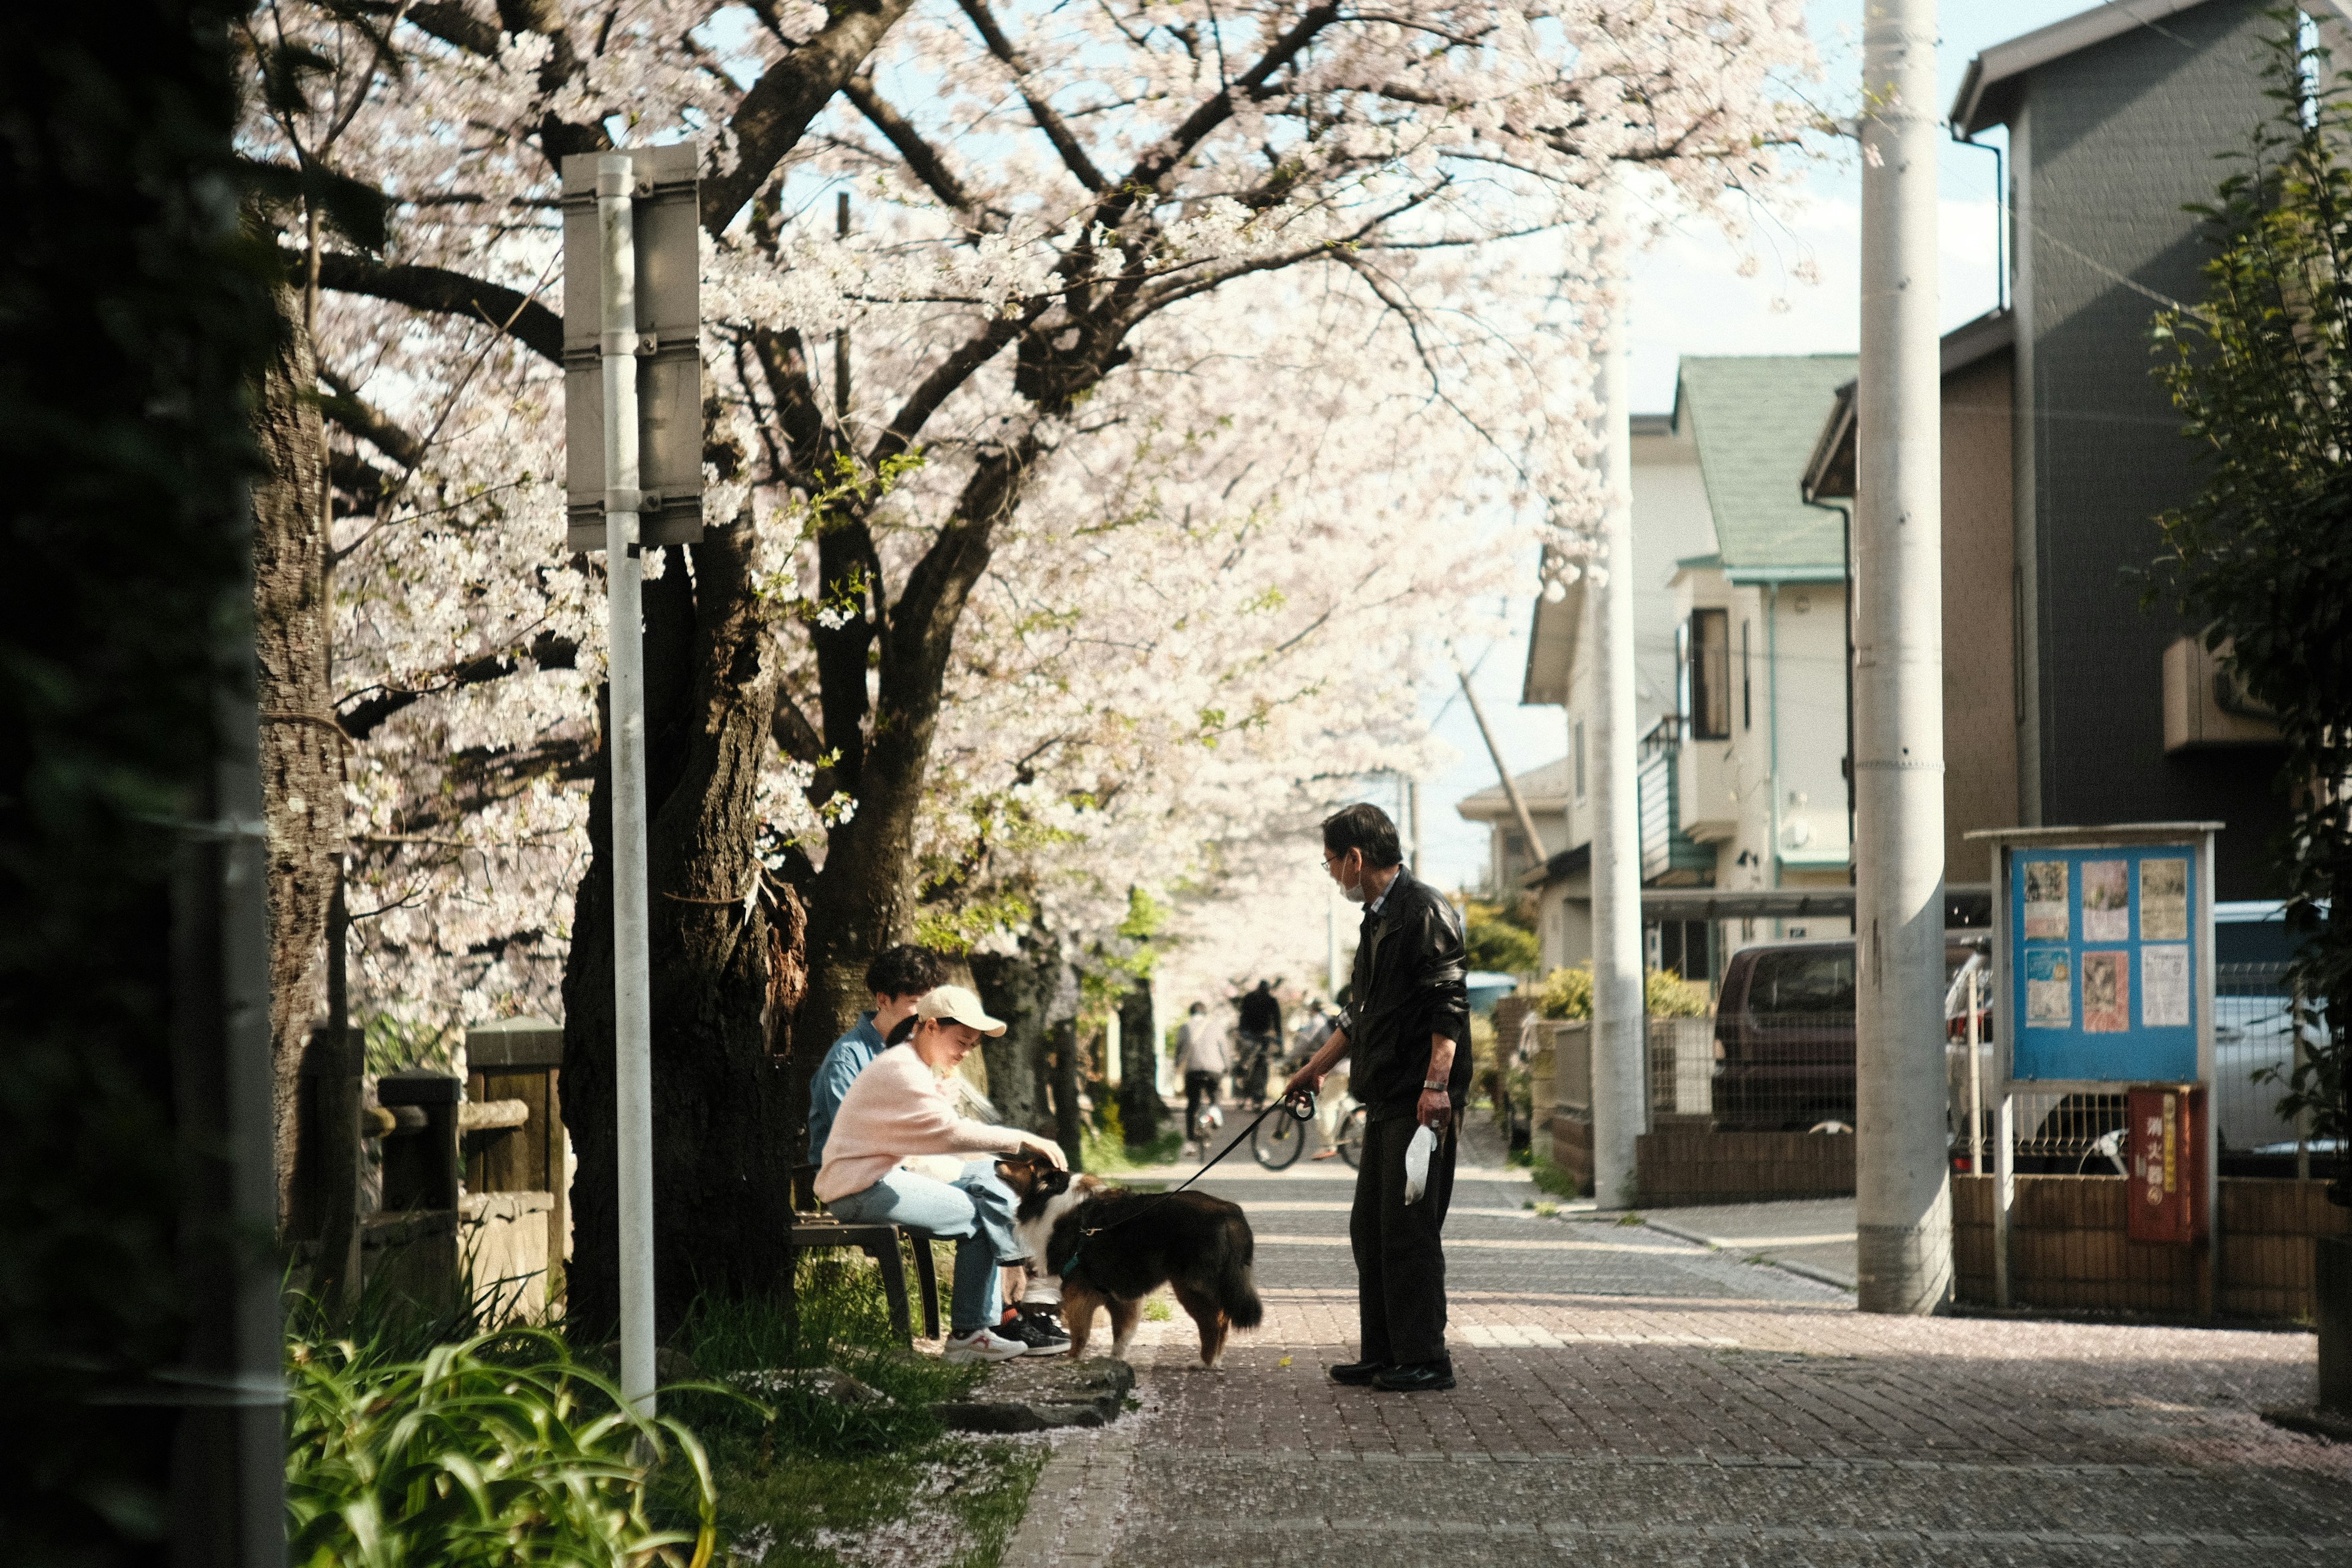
[1336,854,1368,904]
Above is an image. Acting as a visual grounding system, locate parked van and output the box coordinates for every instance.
[1711,938,1984,1131]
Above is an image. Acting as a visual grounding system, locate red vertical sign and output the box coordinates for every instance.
[2125,1084,2206,1245]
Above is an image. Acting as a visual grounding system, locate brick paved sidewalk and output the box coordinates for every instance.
[1019,1167,2352,1567]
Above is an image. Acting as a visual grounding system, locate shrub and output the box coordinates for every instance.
[284,1327,717,1567]
[1534,965,1708,1020]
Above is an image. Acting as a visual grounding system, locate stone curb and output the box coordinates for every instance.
[1638,1215,1856,1292]
[934,1355,1136,1433]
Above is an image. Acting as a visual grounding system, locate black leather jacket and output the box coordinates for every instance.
[1336,866,1471,1117]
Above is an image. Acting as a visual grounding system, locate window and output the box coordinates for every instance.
[1657,920,1711,983]
[1750,949,1855,1016]
[1574,720,1587,801]
[1741,619,1752,731]
[1689,608,1732,739]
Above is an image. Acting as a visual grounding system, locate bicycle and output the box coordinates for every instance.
[1253,1084,1367,1170]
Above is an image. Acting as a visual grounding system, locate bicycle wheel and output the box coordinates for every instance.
[1336,1105,1369,1169]
[1251,1110,1307,1170]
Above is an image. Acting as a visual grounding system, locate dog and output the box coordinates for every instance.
[994,1156,1263,1367]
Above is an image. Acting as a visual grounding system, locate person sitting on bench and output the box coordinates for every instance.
[817,984,1068,1363]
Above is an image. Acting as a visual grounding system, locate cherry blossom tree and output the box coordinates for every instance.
[239,0,1818,1325]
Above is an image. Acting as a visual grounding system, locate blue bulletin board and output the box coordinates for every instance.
[2008,844,2199,1081]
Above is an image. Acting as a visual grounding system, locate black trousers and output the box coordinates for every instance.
[1184,1071,1221,1139]
[1349,1109,1458,1367]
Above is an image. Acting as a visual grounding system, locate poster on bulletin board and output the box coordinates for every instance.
[2005,842,2200,1081]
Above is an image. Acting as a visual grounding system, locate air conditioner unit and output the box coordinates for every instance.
[2162,636,2280,752]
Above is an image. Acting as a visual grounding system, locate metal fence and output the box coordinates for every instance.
[1943,962,2319,1172]
[1642,1013,1861,1132]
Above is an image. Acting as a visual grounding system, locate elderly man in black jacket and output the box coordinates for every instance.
[1283,802,1472,1393]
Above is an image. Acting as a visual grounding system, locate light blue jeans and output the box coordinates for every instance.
[827,1160,1024,1336]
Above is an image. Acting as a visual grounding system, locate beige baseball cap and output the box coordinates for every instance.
[916,984,1007,1036]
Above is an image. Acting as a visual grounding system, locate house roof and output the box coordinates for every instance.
[1673,356,1858,579]
[1953,0,2215,135]
[1800,309,2016,503]
[1455,756,1574,821]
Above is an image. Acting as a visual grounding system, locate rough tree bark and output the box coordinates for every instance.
[560,521,807,1334]
[251,279,344,1237]
[971,940,1057,1137]
[1116,982,1162,1145]
[1048,1016,1084,1172]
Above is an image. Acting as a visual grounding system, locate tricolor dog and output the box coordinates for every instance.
[994,1157,1262,1366]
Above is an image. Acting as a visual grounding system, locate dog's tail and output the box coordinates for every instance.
[1216,1212,1264,1330]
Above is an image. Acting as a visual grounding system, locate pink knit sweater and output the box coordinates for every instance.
[813,1042,1027,1203]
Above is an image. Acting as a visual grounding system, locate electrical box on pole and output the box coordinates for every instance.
[562,142,704,554]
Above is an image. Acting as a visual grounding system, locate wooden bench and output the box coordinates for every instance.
[787,1164,941,1345]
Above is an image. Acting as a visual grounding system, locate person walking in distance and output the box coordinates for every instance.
[1283,803,1471,1393]
[1173,1001,1227,1144]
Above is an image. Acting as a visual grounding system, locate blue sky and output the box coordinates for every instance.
[1415,0,2116,893]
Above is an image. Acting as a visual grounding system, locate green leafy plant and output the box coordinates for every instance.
[2148,17,2352,1173]
[1534,965,1708,1020]
[284,1328,718,1567]
[1463,897,1542,974]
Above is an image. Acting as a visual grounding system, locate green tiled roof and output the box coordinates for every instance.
[1676,355,1858,576]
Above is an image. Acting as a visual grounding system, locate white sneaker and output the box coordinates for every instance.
[943,1327,1028,1364]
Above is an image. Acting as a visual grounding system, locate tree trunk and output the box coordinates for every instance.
[251,279,343,1238]
[560,521,806,1335]
[971,943,1056,1137]
[1049,1017,1085,1171]
[1116,983,1162,1145]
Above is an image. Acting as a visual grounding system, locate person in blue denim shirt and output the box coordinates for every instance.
[805,944,1069,1354]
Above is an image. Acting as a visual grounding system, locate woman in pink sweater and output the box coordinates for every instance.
[818,984,1065,1361]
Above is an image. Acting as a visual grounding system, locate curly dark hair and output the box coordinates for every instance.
[1321,802,1403,869]
[864,943,948,998]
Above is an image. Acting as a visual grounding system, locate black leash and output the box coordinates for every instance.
[1072,1088,1316,1248]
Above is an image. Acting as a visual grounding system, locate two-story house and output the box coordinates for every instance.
[1805,0,2288,900]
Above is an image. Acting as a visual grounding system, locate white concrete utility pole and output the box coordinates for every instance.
[1854,0,1953,1314]
[596,153,660,1408]
[1588,179,1645,1211]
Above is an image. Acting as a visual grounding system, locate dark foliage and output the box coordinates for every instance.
[2149,18,2352,1191]
[0,1,278,1558]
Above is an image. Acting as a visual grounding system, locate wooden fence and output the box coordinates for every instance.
[1953,1174,2350,1321]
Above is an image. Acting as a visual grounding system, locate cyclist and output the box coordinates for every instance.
[1172,1001,1227,1145]
[1234,979,1283,1105]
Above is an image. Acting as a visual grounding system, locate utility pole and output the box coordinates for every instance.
[1588,177,1645,1211]
[1854,0,1952,1314]
[1455,663,1547,867]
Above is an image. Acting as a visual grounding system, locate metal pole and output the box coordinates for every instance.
[1408,777,1423,876]
[1455,663,1548,865]
[1853,0,1952,1314]
[1588,176,1646,1210]
[1327,889,1341,998]
[1966,966,1983,1177]
[598,152,658,1412]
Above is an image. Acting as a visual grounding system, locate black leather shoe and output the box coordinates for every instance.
[1327,1359,1389,1386]
[1372,1360,1456,1393]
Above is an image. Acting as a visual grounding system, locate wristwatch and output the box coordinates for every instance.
[1422,1080,1447,1091]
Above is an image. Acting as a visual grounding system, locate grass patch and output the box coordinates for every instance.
[1532,1201,1559,1218]
[1080,1123,1184,1173]
[659,1251,1050,1567]
[1615,1211,1645,1227]
[1525,1150,1580,1200]
[1143,1294,1174,1324]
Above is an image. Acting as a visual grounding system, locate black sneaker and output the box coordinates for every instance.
[1002,1305,1072,1357]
